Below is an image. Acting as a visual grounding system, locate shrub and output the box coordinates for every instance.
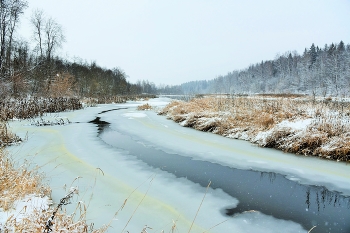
[137,103,152,110]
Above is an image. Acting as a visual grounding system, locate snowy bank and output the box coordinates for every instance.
[159,96,350,162]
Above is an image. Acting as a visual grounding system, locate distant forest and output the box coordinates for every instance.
[0,0,156,99]
[159,41,350,97]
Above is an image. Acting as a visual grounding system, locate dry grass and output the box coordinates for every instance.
[81,97,99,107]
[0,122,21,147]
[159,96,350,162]
[137,103,152,111]
[80,94,157,106]
[49,72,76,98]
[0,149,50,211]
[257,93,307,98]
[0,97,82,121]
[159,96,305,133]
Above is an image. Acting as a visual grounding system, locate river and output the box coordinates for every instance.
[8,98,350,233]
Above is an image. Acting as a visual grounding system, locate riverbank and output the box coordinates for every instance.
[158,95,350,162]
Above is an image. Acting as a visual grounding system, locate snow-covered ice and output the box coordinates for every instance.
[122,112,147,118]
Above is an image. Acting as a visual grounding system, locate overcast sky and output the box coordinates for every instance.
[19,0,350,85]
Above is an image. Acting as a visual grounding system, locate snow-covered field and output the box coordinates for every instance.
[2,97,350,232]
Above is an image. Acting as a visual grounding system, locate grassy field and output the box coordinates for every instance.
[159,94,350,162]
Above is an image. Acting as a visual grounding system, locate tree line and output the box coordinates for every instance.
[160,41,350,97]
[3,0,348,98]
[0,0,156,99]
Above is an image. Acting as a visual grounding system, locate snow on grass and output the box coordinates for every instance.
[277,119,313,131]
[254,118,313,145]
[159,96,350,162]
[0,195,51,229]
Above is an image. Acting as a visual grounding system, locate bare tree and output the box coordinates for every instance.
[0,0,27,76]
[30,9,44,58]
[30,9,65,95]
[44,17,65,60]
[6,0,28,75]
[0,0,9,74]
[31,10,65,60]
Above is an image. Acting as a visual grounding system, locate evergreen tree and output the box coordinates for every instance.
[316,46,321,54]
[328,43,336,55]
[309,43,317,67]
[337,40,345,52]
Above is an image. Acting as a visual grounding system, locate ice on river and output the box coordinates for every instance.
[123,112,147,118]
[6,97,350,232]
[117,99,350,195]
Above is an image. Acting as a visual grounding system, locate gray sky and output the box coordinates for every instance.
[20,0,350,85]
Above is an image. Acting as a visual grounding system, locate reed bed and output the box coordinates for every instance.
[0,97,82,122]
[96,96,127,104]
[80,94,157,106]
[159,95,350,162]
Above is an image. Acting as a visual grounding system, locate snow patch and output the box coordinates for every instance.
[277,119,313,131]
[122,112,147,118]
[0,195,51,225]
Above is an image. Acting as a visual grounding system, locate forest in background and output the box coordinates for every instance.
[160,41,350,97]
[1,0,349,100]
[0,0,159,100]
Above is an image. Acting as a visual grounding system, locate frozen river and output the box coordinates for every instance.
[8,98,350,233]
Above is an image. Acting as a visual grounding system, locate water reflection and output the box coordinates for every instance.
[92,119,350,233]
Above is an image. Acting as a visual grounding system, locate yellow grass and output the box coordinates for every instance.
[0,149,50,211]
[137,103,152,110]
[159,96,350,162]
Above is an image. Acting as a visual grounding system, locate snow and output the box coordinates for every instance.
[276,119,313,131]
[122,112,147,118]
[232,212,307,233]
[254,118,313,144]
[0,195,51,228]
[5,97,349,232]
